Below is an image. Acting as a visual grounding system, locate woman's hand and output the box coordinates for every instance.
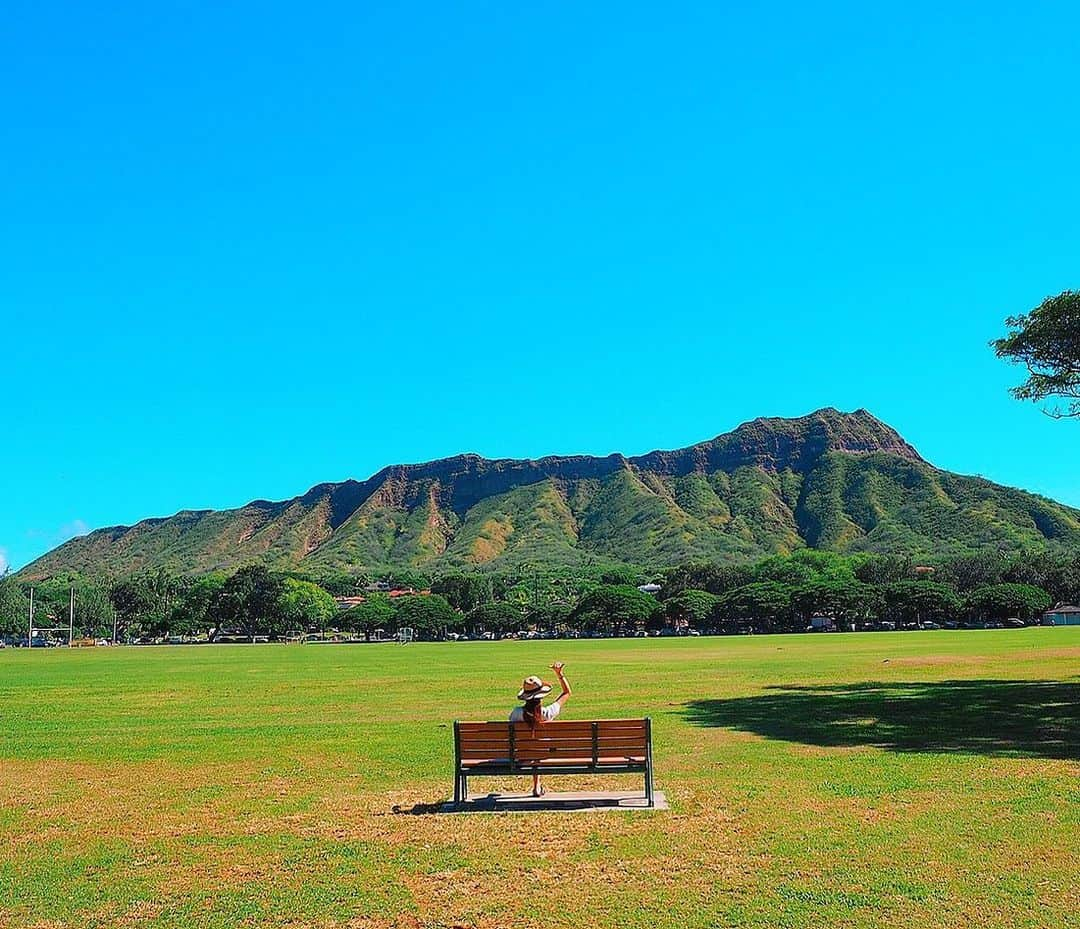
[550,661,571,701]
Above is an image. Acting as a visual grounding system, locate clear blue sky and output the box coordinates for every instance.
[3,1,1079,571]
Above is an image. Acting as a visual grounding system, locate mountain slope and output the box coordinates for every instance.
[19,409,1080,579]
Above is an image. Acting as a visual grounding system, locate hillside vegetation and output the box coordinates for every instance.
[19,409,1080,580]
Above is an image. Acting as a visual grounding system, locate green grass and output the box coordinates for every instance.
[1,630,1077,928]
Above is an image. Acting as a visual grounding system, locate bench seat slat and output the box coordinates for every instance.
[462,755,647,768]
[459,733,643,744]
[458,737,513,748]
[509,738,600,747]
[458,719,646,726]
[510,754,645,764]
[509,739,646,752]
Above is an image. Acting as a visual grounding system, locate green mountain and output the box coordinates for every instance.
[19,409,1080,579]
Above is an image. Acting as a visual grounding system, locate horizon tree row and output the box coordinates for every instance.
[2,547,1077,641]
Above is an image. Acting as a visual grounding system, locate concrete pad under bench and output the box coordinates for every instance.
[440,789,668,813]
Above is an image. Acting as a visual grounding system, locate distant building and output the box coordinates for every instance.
[1042,604,1080,626]
[637,583,662,595]
[334,596,367,611]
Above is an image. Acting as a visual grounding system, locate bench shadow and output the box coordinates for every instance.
[393,791,667,815]
[684,679,1078,760]
[391,801,445,815]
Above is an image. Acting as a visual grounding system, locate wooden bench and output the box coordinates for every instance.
[453,718,655,807]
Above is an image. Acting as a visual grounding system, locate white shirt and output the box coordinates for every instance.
[509,701,561,723]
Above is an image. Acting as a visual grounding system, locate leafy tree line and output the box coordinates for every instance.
[3,546,1076,642]
[658,549,1068,632]
[0,567,334,642]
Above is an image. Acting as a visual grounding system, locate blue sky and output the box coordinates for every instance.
[3,1,1079,571]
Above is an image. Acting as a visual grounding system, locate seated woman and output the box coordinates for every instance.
[509,661,572,797]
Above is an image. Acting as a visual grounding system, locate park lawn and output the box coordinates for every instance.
[0,630,1076,929]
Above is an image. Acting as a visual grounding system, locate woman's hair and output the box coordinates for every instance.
[522,697,543,729]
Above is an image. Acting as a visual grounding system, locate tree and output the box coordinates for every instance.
[752,556,817,587]
[309,570,370,596]
[994,290,1080,417]
[109,569,182,639]
[599,566,641,587]
[0,576,28,637]
[936,553,1007,592]
[170,572,227,637]
[663,590,721,629]
[391,594,456,639]
[570,585,659,634]
[527,602,571,633]
[467,601,521,635]
[662,562,753,598]
[881,581,961,626]
[854,555,914,586]
[341,596,394,640]
[384,569,431,591]
[791,578,875,628]
[1040,555,1080,604]
[716,582,794,632]
[276,579,336,632]
[73,580,116,638]
[209,566,286,640]
[431,574,493,613]
[966,583,1052,622]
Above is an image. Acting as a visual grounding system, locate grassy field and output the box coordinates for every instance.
[0,630,1077,929]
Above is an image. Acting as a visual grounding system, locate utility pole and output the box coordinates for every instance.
[28,587,34,648]
[69,586,75,646]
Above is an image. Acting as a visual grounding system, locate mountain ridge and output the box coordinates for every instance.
[20,408,1078,579]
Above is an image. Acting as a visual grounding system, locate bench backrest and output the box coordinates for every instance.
[455,718,650,766]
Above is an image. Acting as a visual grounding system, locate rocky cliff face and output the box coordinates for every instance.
[19,409,1079,579]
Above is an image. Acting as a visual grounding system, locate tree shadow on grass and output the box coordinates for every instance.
[684,680,1079,760]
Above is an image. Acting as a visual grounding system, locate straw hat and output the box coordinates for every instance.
[517,675,552,701]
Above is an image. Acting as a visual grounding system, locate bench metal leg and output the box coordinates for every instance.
[644,717,655,807]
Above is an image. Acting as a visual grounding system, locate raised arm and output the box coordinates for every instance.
[550,661,571,708]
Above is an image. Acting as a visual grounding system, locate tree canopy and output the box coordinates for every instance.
[340,596,394,639]
[466,601,521,634]
[571,585,659,632]
[277,578,337,631]
[716,582,793,630]
[0,576,28,637]
[994,290,1080,417]
[881,580,961,624]
[663,589,721,626]
[391,593,456,636]
[966,583,1052,621]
